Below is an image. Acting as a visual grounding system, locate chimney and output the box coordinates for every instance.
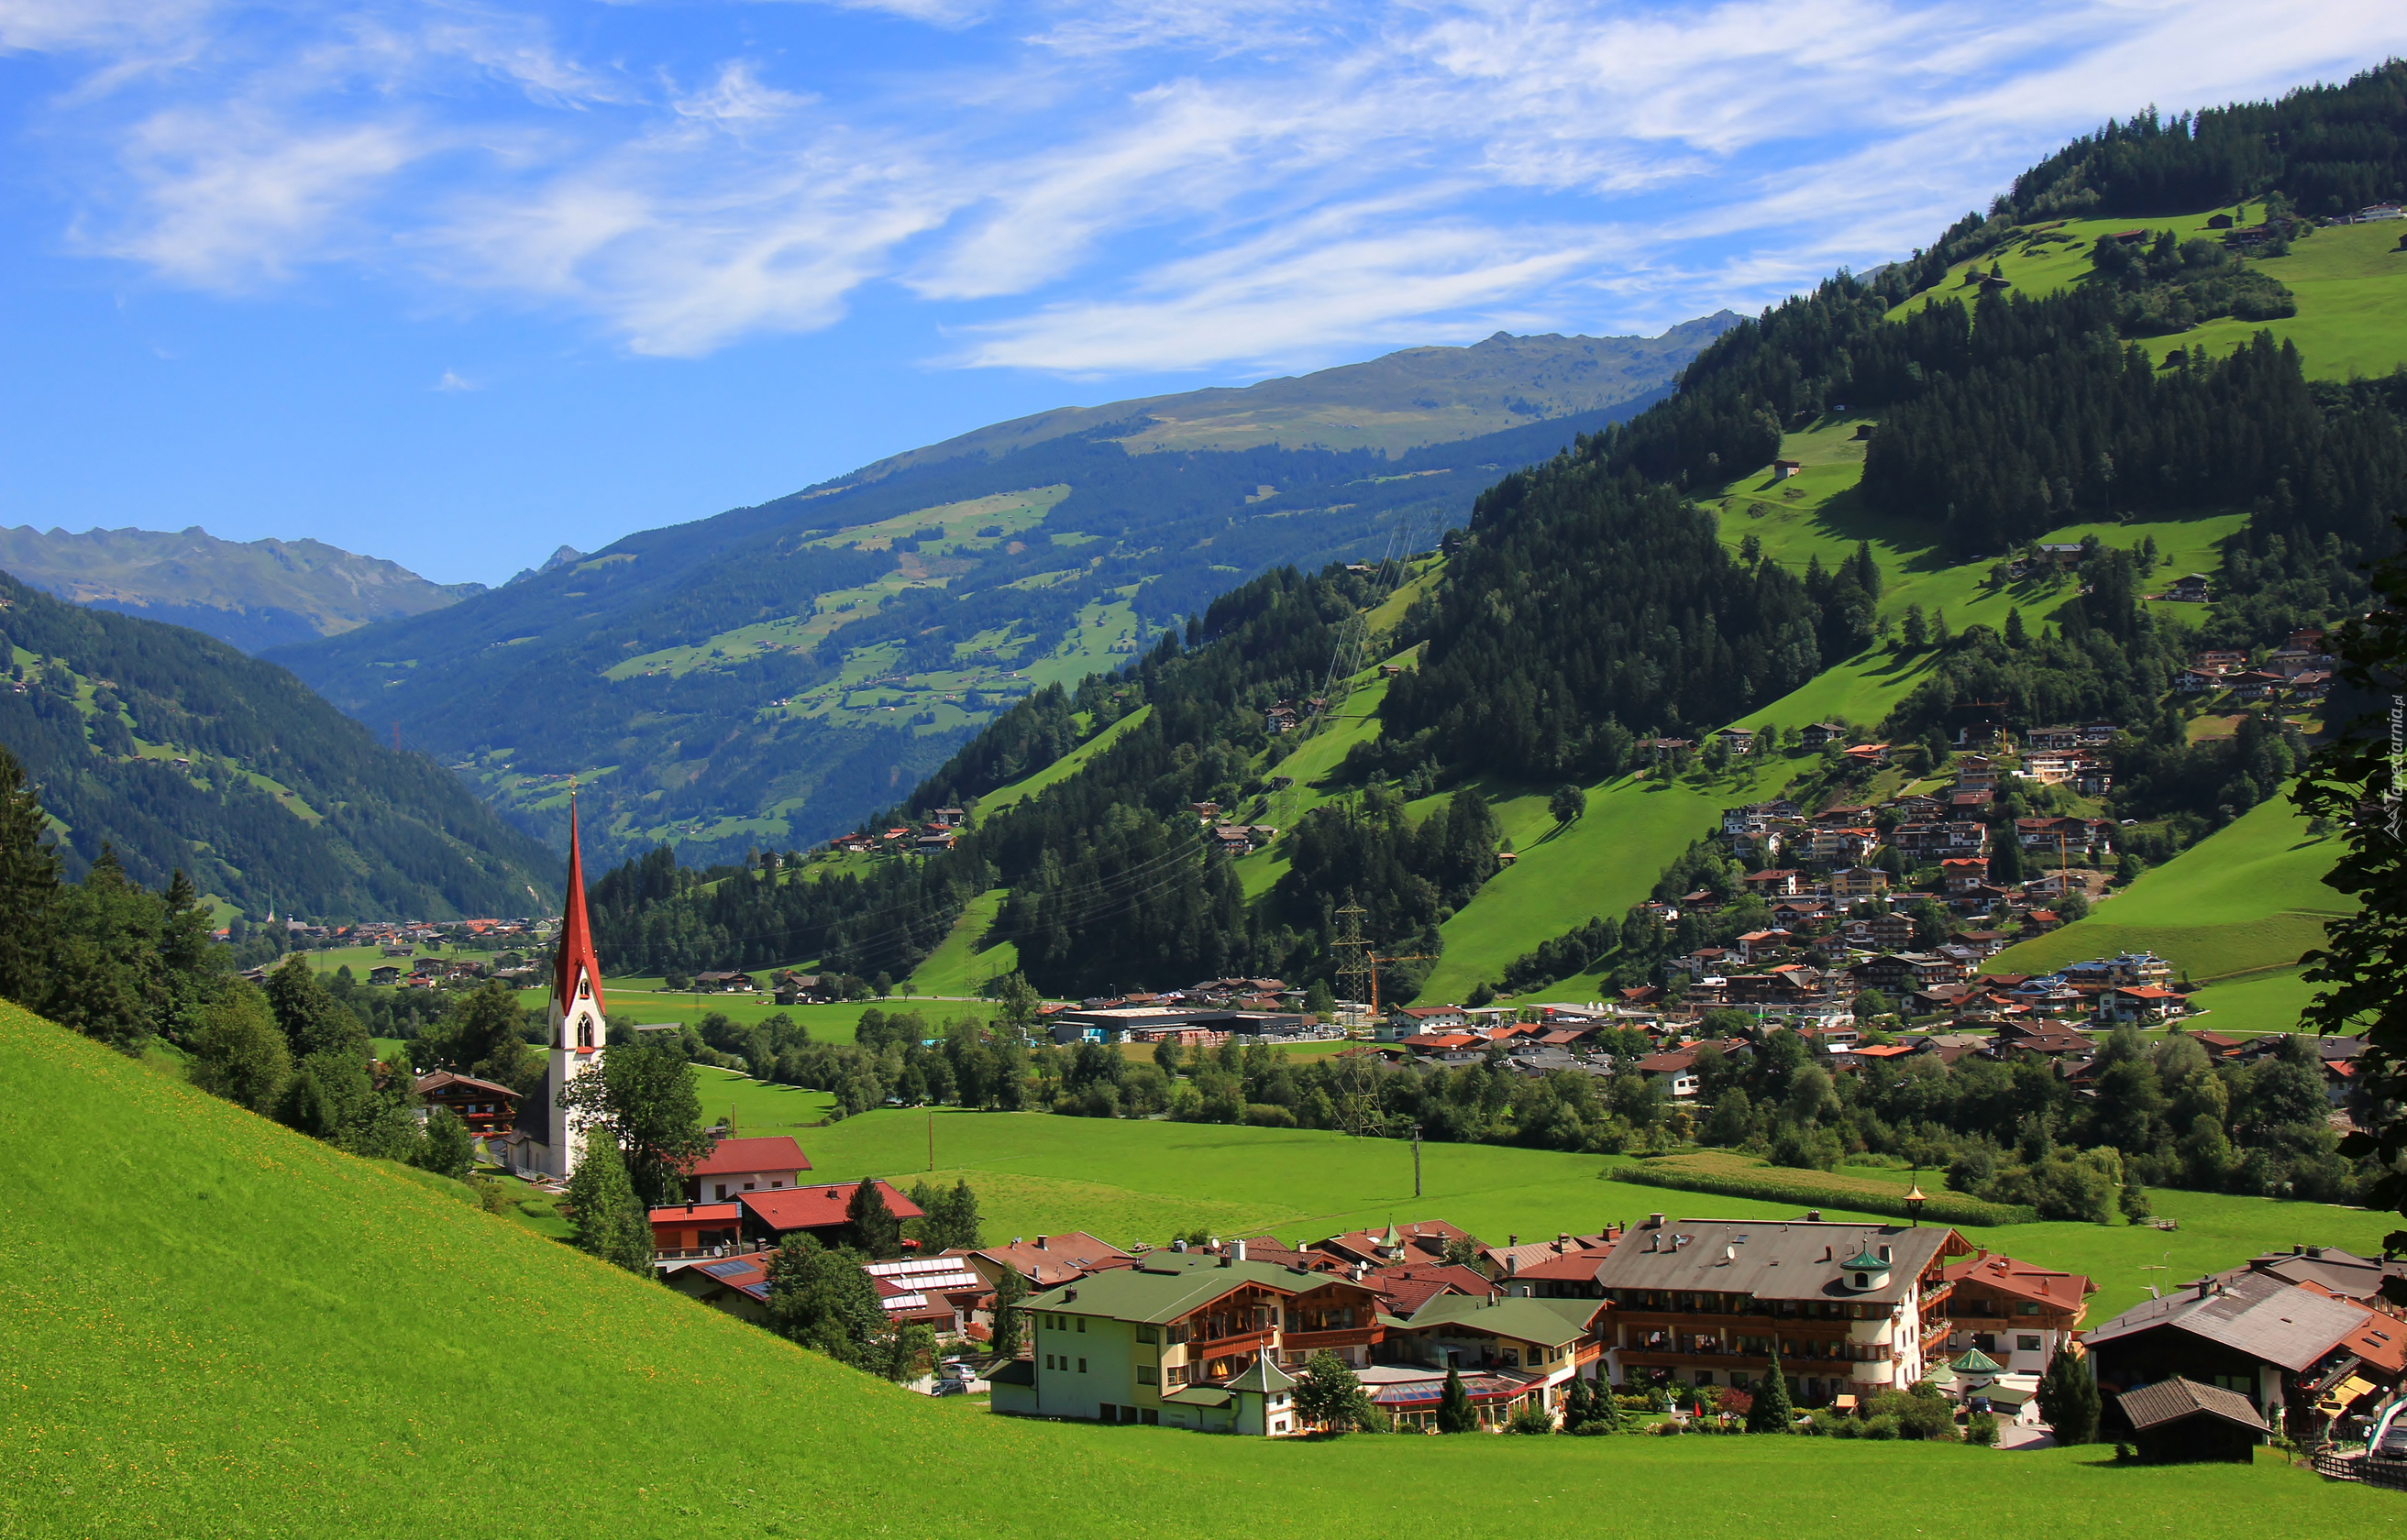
[2195,1280,2212,1301]
[1557,1232,1571,1253]
[1509,1234,1519,1248]
[1646,1214,1666,1230]
[1806,1210,1822,1223]
[1036,1236,1049,1249]
[1508,1254,1519,1276]
[1220,1252,1233,1268]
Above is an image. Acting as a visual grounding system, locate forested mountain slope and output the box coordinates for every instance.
[571,64,2407,1029]
[268,322,1735,868]
[0,572,557,919]
[0,524,481,654]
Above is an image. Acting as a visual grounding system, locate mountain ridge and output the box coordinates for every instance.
[0,523,482,655]
[837,316,1746,481]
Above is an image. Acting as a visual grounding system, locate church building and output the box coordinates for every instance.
[494,800,609,1181]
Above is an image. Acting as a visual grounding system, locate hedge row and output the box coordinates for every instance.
[1607,1157,2037,1227]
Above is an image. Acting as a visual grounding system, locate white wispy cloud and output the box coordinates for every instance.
[10,0,2400,374]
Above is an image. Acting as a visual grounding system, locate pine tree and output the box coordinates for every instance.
[1746,1349,1795,1432]
[2036,1348,2100,1444]
[988,1266,1027,1360]
[1436,1365,1479,1433]
[1560,1373,1594,1431]
[845,1178,902,1259]
[564,1139,654,1274]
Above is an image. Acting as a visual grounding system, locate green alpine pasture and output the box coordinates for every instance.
[17,1002,2399,1538]
[1993,798,2353,985]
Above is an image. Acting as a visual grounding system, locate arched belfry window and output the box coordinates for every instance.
[578,1013,594,1049]
[578,976,591,999]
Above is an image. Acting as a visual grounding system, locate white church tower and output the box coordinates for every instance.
[541,797,608,1180]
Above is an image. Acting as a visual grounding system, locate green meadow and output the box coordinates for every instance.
[793,1103,2387,1319]
[1993,798,2352,984]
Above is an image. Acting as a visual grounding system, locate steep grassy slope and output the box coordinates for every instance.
[1993,798,2354,984]
[0,523,480,654]
[13,1003,2388,1538]
[0,571,558,918]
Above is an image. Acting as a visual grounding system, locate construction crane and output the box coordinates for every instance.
[1367,952,1434,1018]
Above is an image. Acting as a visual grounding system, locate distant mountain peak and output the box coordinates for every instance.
[507,545,588,587]
[0,523,483,655]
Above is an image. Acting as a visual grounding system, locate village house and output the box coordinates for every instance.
[734,1180,923,1248]
[682,1134,812,1203]
[2086,1270,2396,1434]
[1382,1004,1468,1038]
[1378,1293,1607,1426]
[1633,1049,1700,1099]
[411,1071,522,1135]
[2166,573,2212,602]
[1591,1216,1972,1403]
[866,1254,989,1336]
[650,1201,745,1260]
[2096,985,2189,1026]
[1743,868,1804,897]
[1938,1250,2094,1376]
[993,1249,1388,1433]
[1831,866,1891,900]
[967,1233,1137,1296]
[1315,1221,1480,1270]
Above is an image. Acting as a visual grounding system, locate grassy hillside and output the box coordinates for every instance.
[15,1002,2392,1537]
[0,523,480,655]
[1993,798,2353,984]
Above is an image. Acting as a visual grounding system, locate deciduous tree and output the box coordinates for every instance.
[564,1139,653,1275]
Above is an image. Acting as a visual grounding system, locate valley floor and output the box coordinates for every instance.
[6,1006,2398,1539]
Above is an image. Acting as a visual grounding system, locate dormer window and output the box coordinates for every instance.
[1855,1272,1870,1289]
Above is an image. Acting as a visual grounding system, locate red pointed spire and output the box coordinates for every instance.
[553,795,606,1027]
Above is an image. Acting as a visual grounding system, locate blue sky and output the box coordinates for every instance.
[0,3,2396,586]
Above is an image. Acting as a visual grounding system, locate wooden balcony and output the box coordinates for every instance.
[1283,1326,1377,1352]
[1190,1328,1275,1360]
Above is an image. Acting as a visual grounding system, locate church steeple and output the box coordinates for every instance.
[551,796,607,1052]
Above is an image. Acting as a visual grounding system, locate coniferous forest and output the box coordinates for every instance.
[0,572,558,918]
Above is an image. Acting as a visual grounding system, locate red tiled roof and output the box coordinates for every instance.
[1364,1262,1495,1314]
[1940,1250,2095,1313]
[737,1181,922,1232]
[648,1203,743,1225]
[684,1135,812,1177]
